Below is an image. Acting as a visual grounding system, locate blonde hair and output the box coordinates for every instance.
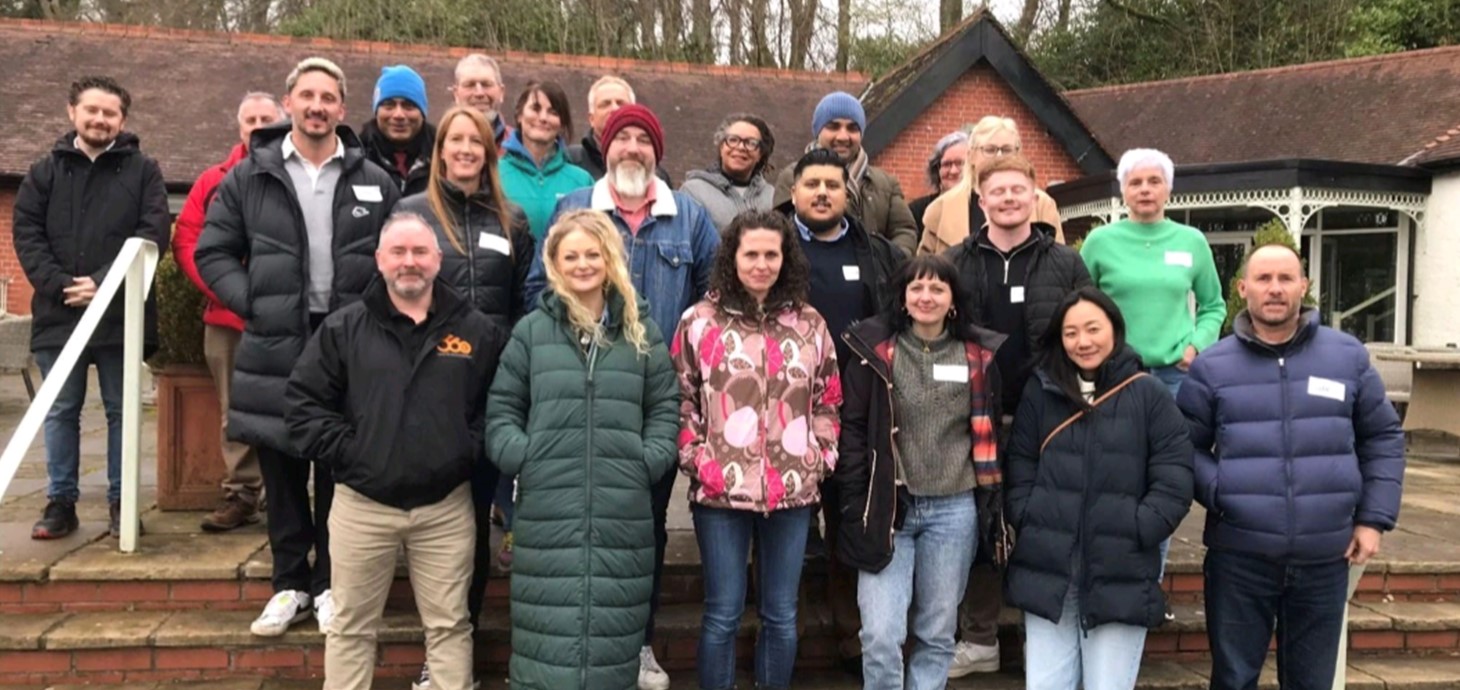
[284,57,347,98]
[954,115,1023,196]
[542,210,649,355]
[427,106,513,255]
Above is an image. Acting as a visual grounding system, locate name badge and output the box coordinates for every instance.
[933,364,968,382]
[1010,286,1026,304]
[1308,376,1347,402]
[842,265,860,281]
[1164,250,1192,267]
[352,185,383,203]
[478,232,511,255]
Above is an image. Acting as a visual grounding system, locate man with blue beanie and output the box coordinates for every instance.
[361,64,434,196]
[773,90,918,257]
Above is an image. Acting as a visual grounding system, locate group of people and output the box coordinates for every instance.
[14,53,1405,690]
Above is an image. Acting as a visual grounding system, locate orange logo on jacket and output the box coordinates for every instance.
[437,334,473,357]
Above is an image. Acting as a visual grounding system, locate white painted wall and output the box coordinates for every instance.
[1413,171,1460,347]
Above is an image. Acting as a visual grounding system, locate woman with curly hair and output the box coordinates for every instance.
[672,209,841,690]
[485,209,680,690]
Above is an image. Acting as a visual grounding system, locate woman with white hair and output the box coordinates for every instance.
[1079,148,1224,397]
[917,115,1064,255]
[909,130,969,235]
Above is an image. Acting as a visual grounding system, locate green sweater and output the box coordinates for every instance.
[1080,218,1225,367]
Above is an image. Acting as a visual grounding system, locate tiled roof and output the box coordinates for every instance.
[1064,46,1460,167]
[0,19,867,186]
[1404,124,1460,169]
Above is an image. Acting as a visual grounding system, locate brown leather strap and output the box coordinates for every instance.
[1039,373,1149,454]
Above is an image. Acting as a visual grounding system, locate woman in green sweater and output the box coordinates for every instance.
[1079,148,1224,397]
[498,81,594,240]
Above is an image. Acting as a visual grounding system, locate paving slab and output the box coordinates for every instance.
[47,684,159,690]
[1350,657,1460,687]
[0,611,70,650]
[140,508,266,536]
[1370,525,1460,573]
[1353,601,1460,631]
[43,610,172,649]
[1391,505,1460,542]
[0,519,109,580]
[47,532,264,580]
[152,610,423,647]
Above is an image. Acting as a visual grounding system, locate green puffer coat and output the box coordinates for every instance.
[485,288,680,690]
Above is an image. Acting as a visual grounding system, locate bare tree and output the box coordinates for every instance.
[786,0,818,69]
[1016,0,1041,40]
[750,0,773,66]
[940,0,961,32]
[835,0,850,71]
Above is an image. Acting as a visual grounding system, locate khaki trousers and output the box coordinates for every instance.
[325,483,475,690]
[203,325,262,505]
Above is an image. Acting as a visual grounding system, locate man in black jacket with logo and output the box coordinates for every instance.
[196,57,400,638]
[286,212,505,690]
[14,75,169,541]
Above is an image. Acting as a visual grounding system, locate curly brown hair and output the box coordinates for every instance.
[709,210,809,315]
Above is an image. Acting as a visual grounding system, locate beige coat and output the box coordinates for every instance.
[917,186,1064,255]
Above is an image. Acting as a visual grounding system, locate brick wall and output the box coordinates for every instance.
[870,63,1087,199]
[0,185,30,316]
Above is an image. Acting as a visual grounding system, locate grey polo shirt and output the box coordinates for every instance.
[281,133,346,314]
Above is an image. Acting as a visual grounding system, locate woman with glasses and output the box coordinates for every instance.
[909,131,969,236]
[680,114,777,230]
[917,115,1064,255]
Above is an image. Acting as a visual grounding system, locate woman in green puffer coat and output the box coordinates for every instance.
[485,209,681,690]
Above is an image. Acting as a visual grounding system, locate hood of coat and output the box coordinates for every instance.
[540,285,650,333]
[1036,343,1145,399]
[359,118,436,167]
[502,128,569,173]
[685,167,770,195]
[1231,306,1320,355]
[52,130,142,157]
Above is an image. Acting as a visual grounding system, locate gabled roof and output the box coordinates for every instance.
[1404,123,1460,170]
[0,19,866,186]
[1065,46,1460,168]
[860,11,1114,175]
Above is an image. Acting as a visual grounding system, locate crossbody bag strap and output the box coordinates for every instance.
[1039,372,1149,454]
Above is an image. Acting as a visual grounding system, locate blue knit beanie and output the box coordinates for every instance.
[373,65,429,118]
[811,91,866,139]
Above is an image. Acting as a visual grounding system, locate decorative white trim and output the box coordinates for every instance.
[1059,186,1428,236]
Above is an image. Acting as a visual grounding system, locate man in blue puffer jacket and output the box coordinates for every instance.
[1178,244,1404,690]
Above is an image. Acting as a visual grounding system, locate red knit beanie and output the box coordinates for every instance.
[599,103,665,164]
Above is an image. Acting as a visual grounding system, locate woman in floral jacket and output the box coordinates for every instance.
[672,209,841,690]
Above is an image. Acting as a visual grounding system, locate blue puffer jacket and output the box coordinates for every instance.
[1177,309,1404,564]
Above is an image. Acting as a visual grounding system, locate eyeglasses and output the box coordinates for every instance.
[722,134,763,152]
[938,159,966,171]
[978,145,1021,157]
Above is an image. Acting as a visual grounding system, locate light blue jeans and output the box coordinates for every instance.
[858,491,977,690]
[1023,579,1148,690]
[1150,363,1184,581]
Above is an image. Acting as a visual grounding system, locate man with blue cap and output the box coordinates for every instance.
[773,91,918,258]
[361,64,434,196]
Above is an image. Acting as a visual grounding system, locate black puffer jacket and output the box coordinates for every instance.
[12,132,170,352]
[196,123,401,453]
[1004,347,1193,629]
[394,186,534,334]
[285,277,507,510]
[942,223,1090,352]
[359,120,434,196]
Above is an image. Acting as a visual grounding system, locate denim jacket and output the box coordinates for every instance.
[525,177,721,337]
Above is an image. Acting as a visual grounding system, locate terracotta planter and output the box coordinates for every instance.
[155,363,228,510]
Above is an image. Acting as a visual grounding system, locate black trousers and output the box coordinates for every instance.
[258,446,334,596]
[467,459,502,628]
[644,465,677,643]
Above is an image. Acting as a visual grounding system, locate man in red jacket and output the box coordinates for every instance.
[173,91,285,532]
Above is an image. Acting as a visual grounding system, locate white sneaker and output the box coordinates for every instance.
[637,645,670,690]
[412,663,432,690]
[947,640,999,677]
[250,590,312,637]
[314,589,336,634]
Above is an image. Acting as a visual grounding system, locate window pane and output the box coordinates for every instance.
[1321,207,1399,230]
[1320,233,1397,343]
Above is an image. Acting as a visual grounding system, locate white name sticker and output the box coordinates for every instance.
[1164,250,1193,267]
[478,232,511,255]
[352,185,383,203]
[933,364,969,382]
[1308,376,1347,402]
[1010,286,1026,304]
[842,265,860,281]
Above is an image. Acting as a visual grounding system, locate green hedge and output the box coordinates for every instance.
[148,248,206,368]
[1221,218,1318,335]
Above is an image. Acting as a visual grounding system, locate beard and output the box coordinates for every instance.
[797,212,843,235]
[77,128,116,150]
[387,272,431,300]
[1250,301,1299,328]
[609,161,651,198]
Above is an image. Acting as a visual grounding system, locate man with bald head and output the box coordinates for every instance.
[1178,243,1405,690]
[287,212,508,690]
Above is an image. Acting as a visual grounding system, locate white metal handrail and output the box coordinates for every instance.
[0,238,159,553]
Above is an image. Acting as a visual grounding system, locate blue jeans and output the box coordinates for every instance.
[1023,578,1148,690]
[1151,364,1186,398]
[858,491,977,690]
[34,347,124,503]
[692,503,812,690]
[1204,549,1348,690]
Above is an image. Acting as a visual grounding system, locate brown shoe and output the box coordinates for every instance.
[201,496,260,532]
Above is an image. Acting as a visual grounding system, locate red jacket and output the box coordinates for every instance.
[173,143,247,331]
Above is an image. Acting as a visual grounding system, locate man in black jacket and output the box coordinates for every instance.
[943,154,1090,677]
[565,75,671,185]
[360,65,434,196]
[784,147,903,673]
[13,75,169,541]
[286,212,505,690]
[196,56,400,639]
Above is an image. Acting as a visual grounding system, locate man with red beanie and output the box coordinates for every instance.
[525,102,719,690]
[173,91,285,532]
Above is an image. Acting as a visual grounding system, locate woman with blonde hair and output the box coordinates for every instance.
[917,115,1064,255]
[485,209,680,690]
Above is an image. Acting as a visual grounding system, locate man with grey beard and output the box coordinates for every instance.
[524,102,719,690]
